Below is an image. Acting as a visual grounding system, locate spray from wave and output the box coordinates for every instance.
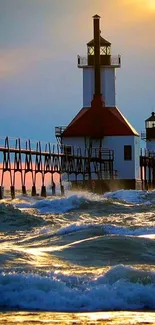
[10,189,153,215]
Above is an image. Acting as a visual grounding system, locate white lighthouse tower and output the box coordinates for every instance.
[78,14,121,108]
[56,15,141,191]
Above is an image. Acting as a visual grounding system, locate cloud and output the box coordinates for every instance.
[0,47,52,78]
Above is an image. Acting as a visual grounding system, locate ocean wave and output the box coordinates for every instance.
[0,202,43,231]
[14,192,106,214]
[104,224,155,237]
[1,265,155,311]
[55,223,91,236]
[53,220,155,238]
[103,189,149,204]
[14,195,89,214]
[12,189,154,216]
[53,233,155,267]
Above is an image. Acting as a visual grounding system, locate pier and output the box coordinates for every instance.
[0,137,115,199]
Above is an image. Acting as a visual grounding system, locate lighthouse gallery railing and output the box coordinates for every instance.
[77,55,121,67]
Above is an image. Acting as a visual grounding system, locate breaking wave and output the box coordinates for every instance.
[12,189,155,215]
[1,265,155,311]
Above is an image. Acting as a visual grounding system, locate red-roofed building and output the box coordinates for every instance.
[55,15,141,191]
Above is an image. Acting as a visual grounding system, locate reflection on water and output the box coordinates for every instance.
[0,311,155,325]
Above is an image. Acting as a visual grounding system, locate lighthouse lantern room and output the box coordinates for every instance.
[55,15,141,191]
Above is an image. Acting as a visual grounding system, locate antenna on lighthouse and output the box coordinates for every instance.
[91,14,105,107]
[93,14,101,96]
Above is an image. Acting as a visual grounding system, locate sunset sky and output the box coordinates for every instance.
[1,0,155,144]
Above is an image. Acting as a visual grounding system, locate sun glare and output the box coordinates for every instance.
[124,0,155,11]
[141,0,155,10]
[147,0,155,9]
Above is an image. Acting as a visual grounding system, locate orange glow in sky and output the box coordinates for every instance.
[0,165,59,190]
[122,0,155,12]
[148,0,155,9]
[141,0,155,10]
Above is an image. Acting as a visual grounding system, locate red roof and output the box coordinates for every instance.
[62,98,139,138]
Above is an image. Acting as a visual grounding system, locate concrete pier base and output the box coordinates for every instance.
[0,186,4,199]
[22,185,27,196]
[41,185,46,197]
[31,185,37,196]
[10,186,15,199]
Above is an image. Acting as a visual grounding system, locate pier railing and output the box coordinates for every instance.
[0,137,113,159]
[140,148,155,158]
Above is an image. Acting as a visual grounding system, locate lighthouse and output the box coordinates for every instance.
[55,15,141,191]
[145,112,155,151]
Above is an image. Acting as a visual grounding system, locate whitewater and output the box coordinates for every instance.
[1,188,155,324]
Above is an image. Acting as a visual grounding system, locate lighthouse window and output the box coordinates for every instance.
[100,46,107,55]
[88,46,94,55]
[107,46,111,55]
[124,145,132,161]
[145,121,155,128]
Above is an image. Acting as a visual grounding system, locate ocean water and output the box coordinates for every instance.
[1,188,155,324]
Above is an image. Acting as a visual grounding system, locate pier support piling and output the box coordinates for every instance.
[0,186,4,200]
[52,182,56,195]
[31,185,37,197]
[41,185,46,197]
[22,185,27,196]
[60,184,65,196]
[10,186,15,199]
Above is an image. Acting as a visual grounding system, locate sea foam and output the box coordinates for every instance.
[0,265,155,311]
